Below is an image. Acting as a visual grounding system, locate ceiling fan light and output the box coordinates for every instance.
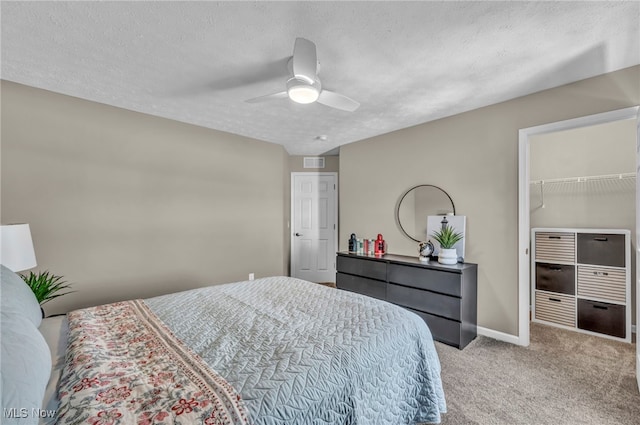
[286,77,320,104]
[288,84,320,104]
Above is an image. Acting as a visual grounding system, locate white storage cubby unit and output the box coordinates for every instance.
[531,227,631,342]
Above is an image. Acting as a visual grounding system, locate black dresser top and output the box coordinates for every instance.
[337,252,477,272]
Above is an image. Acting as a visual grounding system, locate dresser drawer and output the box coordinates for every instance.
[535,263,575,295]
[409,308,462,347]
[387,284,461,321]
[577,233,626,267]
[336,273,386,300]
[388,264,461,297]
[535,232,575,263]
[534,291,575,327]
[337,255,386,281]
[577,299,625,338]
[577,266,626,303]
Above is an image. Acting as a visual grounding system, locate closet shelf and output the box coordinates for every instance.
[530,172,635,186]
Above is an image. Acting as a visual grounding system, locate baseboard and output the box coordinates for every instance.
[478,325,636,346]
[477,326,521,345]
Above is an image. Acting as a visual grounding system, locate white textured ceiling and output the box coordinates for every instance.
[1,1,639,155]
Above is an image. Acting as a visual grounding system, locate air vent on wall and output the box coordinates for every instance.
[303,157,325,169]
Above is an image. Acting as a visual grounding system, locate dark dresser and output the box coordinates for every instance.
[336,252,478,349]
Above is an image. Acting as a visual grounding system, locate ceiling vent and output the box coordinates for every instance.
[303,157,325,169]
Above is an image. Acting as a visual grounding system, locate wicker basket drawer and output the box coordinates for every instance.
[577,266,626,303]
[535,232,575,263]
[535,291,575,327]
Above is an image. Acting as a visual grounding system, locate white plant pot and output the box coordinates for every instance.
[438,248,458,265]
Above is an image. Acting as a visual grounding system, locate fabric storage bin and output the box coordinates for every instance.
[534,291,575,328]
[577,298,625,338]
[576,233,625,268]
[535,232,575,263]
[535,263,575,295]
[577,265,626,303]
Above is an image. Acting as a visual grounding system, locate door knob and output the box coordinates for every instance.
[295,233,303,236]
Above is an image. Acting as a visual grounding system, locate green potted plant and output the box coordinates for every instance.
[20,271,73,315]
[431,224,463,265]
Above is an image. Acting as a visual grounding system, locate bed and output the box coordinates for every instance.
[0,264,446,424]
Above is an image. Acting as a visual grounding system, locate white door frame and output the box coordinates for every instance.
[635,108,640,391]
[290,172,338,279]
[517,106,639,347]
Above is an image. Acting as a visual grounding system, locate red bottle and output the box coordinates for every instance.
[375,234,386,255]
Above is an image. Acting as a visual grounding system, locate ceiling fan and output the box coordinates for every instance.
[245,38,360,112]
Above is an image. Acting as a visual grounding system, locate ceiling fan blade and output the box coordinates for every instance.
[169,58,290,97]
[317,90,360,112]
[292,38,317,84]
[245,91,288,104]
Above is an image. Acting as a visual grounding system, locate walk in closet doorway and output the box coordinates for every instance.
[529,119,636,339]
[518,107,640,349]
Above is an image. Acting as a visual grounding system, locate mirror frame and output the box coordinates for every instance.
[396,184,456,243]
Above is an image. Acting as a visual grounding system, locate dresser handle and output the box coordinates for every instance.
[594,237,608,241]
[548,298,561,303]
[548,236,561,239]
[593,271,609,276]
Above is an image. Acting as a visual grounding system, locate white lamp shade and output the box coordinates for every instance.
[1,224,37,272]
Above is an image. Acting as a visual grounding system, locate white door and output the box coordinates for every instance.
[291,172,337,283]
[636,108,640,392]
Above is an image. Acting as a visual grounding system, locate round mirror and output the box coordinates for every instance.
[396,185,455,242]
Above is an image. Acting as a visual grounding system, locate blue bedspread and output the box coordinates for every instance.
[144,276,446,424]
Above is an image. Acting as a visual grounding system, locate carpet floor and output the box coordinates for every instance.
[435,323,639,424]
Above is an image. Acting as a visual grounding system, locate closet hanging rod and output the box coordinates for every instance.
[530,172,636,186]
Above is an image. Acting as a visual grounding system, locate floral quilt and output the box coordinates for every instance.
[56,300,248,425]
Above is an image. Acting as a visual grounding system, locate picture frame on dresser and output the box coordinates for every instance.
[531,227,631,343]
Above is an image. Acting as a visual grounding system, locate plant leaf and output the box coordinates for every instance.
[20,270,74,305]
[431,224,464,249]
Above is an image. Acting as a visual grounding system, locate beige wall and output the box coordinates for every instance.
[530,120,636,232]
[530,119,636,324]
[283,149,292,276]
[339,65,640,336]
[1,81,288,316]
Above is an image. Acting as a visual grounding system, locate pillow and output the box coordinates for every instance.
[38,316,69,424]
[1,264,42,327]
[1,265,51,423]
[1,315,52,425]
